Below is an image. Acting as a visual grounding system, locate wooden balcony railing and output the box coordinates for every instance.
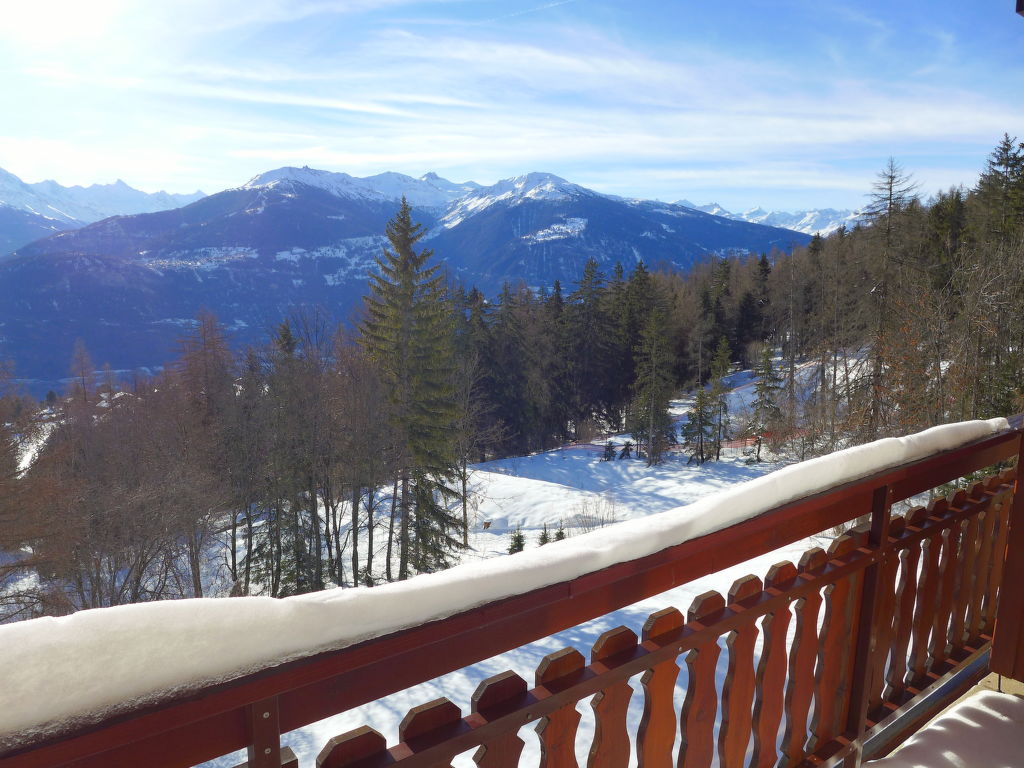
[2,419,1022,768]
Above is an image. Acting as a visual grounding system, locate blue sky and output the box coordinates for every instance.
[1,0,1021,211]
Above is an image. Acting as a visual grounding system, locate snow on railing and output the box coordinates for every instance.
[0,418,1021,768]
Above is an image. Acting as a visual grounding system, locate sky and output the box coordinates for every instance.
[0,0,1021,211]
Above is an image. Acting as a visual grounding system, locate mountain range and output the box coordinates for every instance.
[674,199,862,236]
[0,167,205,253]
[0,166,813,386]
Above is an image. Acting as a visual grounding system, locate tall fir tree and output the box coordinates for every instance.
[747,345,783,461]
[565,258,613,435]
[626,304,675,466]
[681,386,713,465]
[709,336,732,461]
[360,198,462,579]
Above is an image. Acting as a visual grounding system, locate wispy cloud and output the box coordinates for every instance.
[478,0,577,24]
[1,1,1020,209]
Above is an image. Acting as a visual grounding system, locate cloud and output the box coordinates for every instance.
[2,2,1020,209]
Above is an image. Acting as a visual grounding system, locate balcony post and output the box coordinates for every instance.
[246,696,283,768]
[842,484,892,767]
[991,431,1024,680]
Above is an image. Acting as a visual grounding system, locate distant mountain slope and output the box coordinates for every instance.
[432,173,806,290]
[0,204,75,255]
[675,200,862,236]
[0,166,205,225]
[2,168,809,383]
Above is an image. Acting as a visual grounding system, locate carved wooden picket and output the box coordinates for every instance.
[313,470,1015,768]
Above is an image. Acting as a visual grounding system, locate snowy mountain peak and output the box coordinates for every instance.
[505,171,580,198]
[243,167,478,210]
[674,199,861,236]
[0,166,206,225]
[244,166,353,189]
[438,171,589,229]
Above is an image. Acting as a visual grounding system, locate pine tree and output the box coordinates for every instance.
[626,305,675,466]
[861,158,919,437]
[602,440,615,461]
[508,527,525,554]
[681,386,713,464]
[538,523,551,546]
[565,259,613,434]
[974,134,1024,244]
[747,345,783,461]
[709,336,732,461]
[554,523,566,541]
[360,198,462,579]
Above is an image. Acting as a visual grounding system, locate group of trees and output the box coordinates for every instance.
[2,135,1022,620]
[0,201,689,616]
[749,139,1024,453]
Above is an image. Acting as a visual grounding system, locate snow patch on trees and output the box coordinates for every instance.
[0,417,1007,743]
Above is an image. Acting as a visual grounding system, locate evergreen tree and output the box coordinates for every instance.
[360,198,462,579]
[861,158,919,437]
[747,346,783,461]
[681,386,714,464]
[538,523,550,546]
[974,134,1024,243]
[508,527,525,554]
[565,259,613,434]
[709,336,732,461]
[554,523,566,541]
[626,305,675,466]
[602,440,616,461]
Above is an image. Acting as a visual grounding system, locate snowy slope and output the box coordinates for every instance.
[674,199,862,236]
[0,167,204,225]
[439,172,592,228]
[0,418,1006,750]
[0,203,75,254]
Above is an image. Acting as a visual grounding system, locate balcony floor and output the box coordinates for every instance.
[868,675,1024,767]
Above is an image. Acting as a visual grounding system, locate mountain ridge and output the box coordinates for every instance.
[2,166,810,384]
[674,199,862,236]
[0,167,205,227]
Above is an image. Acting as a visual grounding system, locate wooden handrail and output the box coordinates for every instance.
[1,421,1021,768]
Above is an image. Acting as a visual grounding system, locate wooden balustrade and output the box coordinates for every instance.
[313,472,1015,768]
[1,423,1021,768]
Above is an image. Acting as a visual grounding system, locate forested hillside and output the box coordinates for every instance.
[1,136,1021,620]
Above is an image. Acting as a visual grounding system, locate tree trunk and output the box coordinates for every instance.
[399,473,410,580]
[365,491,375,585]
[461,458,469,548]
[351,484,361,586]
[386,477,398,582]
[187,530,203,598]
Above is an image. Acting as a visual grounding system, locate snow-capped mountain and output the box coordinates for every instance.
[2,167,809,384]
[674,200,862,236]
[439,172,590,228]
[0,166,205,226]
[243,167,479,211]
